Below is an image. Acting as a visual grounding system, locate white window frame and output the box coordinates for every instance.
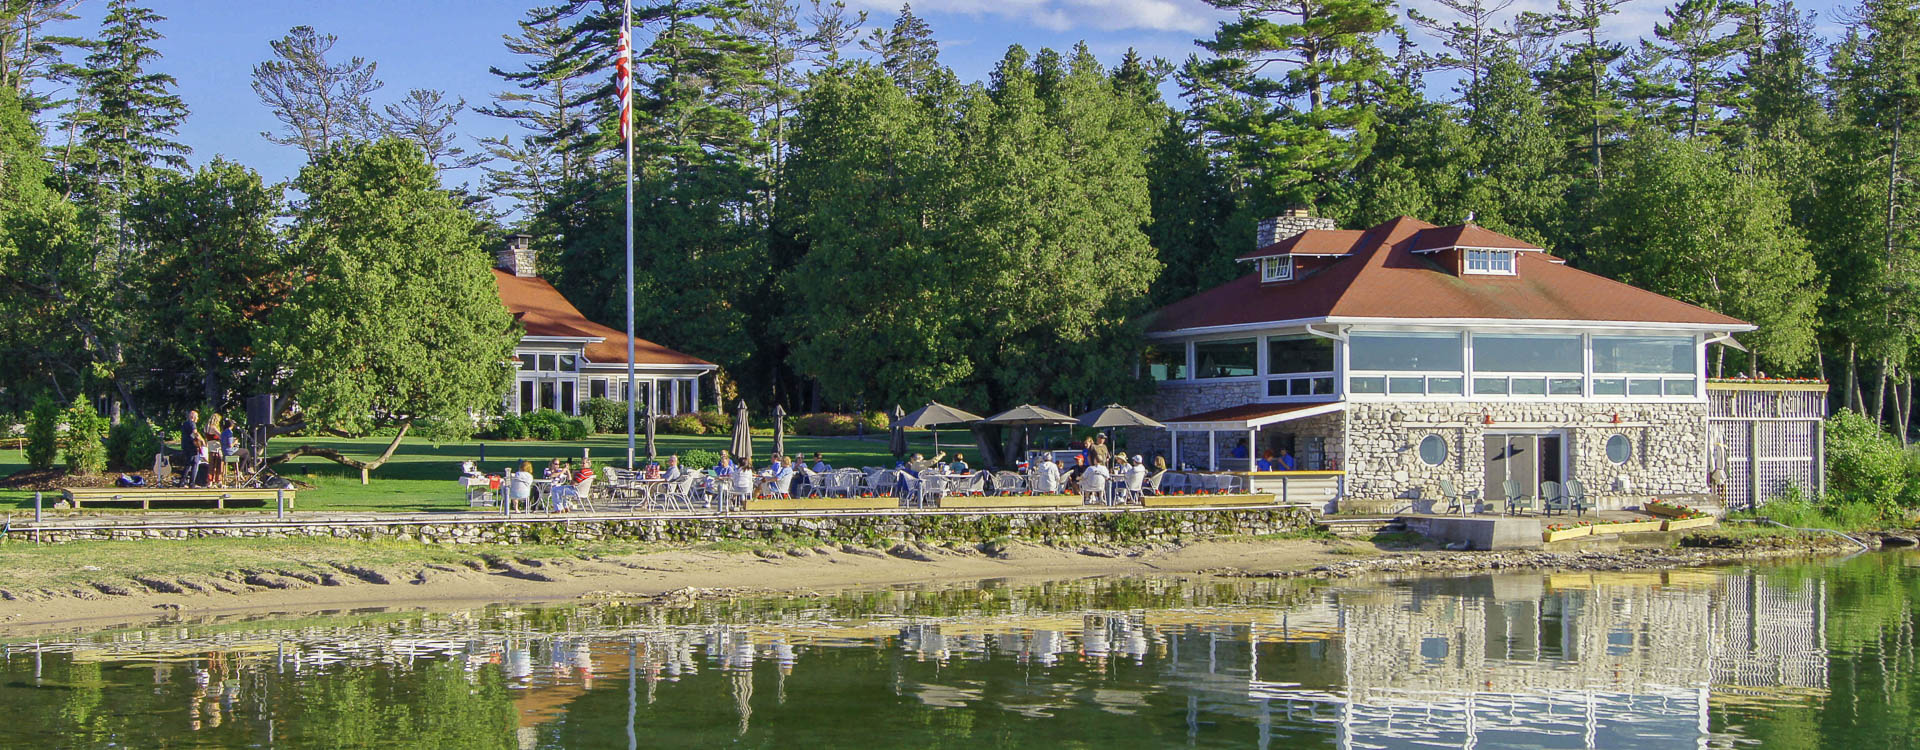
[1464,248,1516,275]
[1340,327,1707,403]
[1262,256,1293,282]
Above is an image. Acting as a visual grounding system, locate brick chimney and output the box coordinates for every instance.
[1255,204,1337,249]
[497,234,536,277]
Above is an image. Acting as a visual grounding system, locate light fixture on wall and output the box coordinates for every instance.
[1611,412,1621,424]
[1482,412,1494,425]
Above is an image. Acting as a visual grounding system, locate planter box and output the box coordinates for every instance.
[938,494,1084,509]
[1142,493,1276,508]
[1645,504,1695,519]
[1590,520,1664,535]
[1662,516,1717,532]
[1543,526,1593,542]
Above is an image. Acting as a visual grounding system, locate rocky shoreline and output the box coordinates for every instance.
[1221,532,1886,580]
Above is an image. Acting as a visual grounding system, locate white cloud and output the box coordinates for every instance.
[852,0,1225,35]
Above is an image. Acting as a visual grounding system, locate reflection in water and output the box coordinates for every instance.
[0,554,1914,748]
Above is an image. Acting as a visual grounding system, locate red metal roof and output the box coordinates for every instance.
[493,270,713,367]
[1407,224,1542,252]
[1153,216,1749,333]
[1237,229,1368,261]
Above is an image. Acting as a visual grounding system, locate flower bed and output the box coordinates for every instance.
[1543,522,1594,542]
[1662,516,1717,532]
[1644,499,1710,520]
[1589,519,1664,535]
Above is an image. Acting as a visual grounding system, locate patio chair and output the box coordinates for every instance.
[1436,478,1464,514]
[992,471,1026,496]
[833,469,865,497]
[917,471,949,506]
[1502,479,1533,515]
[1562,479,1589,517]
[1146,470,1165,496]
[954,473,988,496]
[1029,469,1060,494]
[772,471,796,498]
[1081,471,1108,505]
[1539,480,1565,516]
[658,474,699,511]
[1120,471,1145,504]
[573,474,597,511]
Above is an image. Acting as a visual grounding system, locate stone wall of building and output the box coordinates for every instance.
[1341,400,1709,513]
[9,507,1318,547]
[1127,380,1263,458]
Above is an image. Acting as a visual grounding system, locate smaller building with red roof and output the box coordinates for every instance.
[492,236,715,416]
[1136,209,1754,513]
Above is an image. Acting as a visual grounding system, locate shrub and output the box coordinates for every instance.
[581,397,628,433]
[23,395,61,470]
[486,414,529,440]
[1823,410,1909,510]
[106,418,164,470]
[679,448,720,470]
[60,397,108,476]
[863,411,889,433]
[697,409,729,432]
[660,413,706,435]
[519,409,590,441]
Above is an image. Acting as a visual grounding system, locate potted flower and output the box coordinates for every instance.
[1543,521,1594,542]
[1591,518,1663,535]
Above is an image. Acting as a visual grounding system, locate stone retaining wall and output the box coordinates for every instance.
[7,507,1318,547]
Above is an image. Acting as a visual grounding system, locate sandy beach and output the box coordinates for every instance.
[0,533,1865,637]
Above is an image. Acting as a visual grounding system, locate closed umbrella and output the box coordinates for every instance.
[887,405,908,457]
[899,401,984,454]
[644,404,657,459]
[730,400,753,466]
[772,404,787,459]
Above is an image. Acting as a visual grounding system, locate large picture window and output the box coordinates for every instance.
[1144,342,1188,381]
[1464,249,1515,274]
[1266,334,1334,374]
[1262,257,1292,282]
[1472,334,1582,373]
[1349,332,1464,371]
[1194,338,1257,379]
[1594,336,1695,374]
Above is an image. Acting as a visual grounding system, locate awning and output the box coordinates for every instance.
[1161,401,1345,431]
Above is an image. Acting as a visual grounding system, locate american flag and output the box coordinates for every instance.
[615,25,632,141]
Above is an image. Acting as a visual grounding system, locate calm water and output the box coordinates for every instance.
[1,552,1916,749]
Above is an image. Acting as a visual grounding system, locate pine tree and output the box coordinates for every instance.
[251,25,384,157]
[1640,0,1747,138]
[53,0,190,204]
[1406,0,1514,116]
[1537,0,1630,183]
[1190,0,1398,207]
[384,88,484,173]
[479,6,596,190]
[0,0,80,114]
[861,4,940,95]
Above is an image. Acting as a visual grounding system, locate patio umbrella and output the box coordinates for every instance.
[772,404,787,458]
[898,401,984,454]
[1076,403,1164,430]
[985,404,1077,465]
[644,404,657,459]
[887,404,908,456]
[730,400,753,466]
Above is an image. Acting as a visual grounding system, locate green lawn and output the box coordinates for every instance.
[0,431,909,513]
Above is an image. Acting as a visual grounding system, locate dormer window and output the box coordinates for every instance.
[1464,249,1515,275]
[1261,256,1293,282]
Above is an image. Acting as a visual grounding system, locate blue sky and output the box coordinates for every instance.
[42,0,1855,193]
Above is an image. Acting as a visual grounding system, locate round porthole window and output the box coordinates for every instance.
[1418,434,1448,466]
[1606,434,1632,464]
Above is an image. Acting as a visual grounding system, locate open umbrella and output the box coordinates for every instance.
[985,405,1078,466]
[730,400,753,466]
[1077,403,1164,456]
[772,404,787,459]
[898,401,983,454]
[887,405,908,457]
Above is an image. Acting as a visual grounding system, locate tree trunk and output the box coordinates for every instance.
[1873,357,1890,426]
[1848,343,1863,414]
[264,420,412,485]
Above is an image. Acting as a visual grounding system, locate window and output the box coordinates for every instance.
[1628,378,1662,396]
[1349,376,1386,394]
[1310,376,1335,395]
[1389,376,1427,394]
[558,354,578,372]
[537,354,557,371]
[1194,338,1257,379]
[1664,378,1697,396]
[518,353,538,371]
[1349,332,1464,371]
[1594,336,1695,374]
[1145,343,1188,381]
[1465,249,1515,274]
[1429,376,1464,395]
[1474,377,1508,395]
[1262,256,1293,282]
[1266,334,1334,374]
[1510,377,1547,395]
[1549,377,1583,395]
[590,379,607,399]
[1606,434,1632,464]
[1418,434,1448,466]
[1472,334,1582,373]
[1593,378,1626,396]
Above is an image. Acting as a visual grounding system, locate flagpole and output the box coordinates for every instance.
[622,0,637,471]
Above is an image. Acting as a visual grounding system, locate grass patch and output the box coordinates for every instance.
[1369,530,1428,548]
[1726,498,1887,532]
[1245,526,1338,542]
[0,432,902,513]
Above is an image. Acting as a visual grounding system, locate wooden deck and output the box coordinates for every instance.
[58,487,295,510]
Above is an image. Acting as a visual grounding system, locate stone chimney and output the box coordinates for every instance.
[1255,204,1337,249]
[497,234,536,277]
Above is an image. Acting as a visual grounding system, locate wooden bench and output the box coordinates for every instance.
[57,487,297,510]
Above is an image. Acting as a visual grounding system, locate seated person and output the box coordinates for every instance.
[811,453,831,473]
[714,454,735,477]
[460,461,483,479]
[1278,450,1297,471]
[509,462,535,508]
[1256,452,1273,472]
[1035,456,1061,493]
[949,454,970,474]
[1081,462,1112,501]
[663,455,683,481]
[1127,455,1147,491]
[729,460,756,499]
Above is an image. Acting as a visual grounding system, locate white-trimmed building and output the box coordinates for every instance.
[492,235,715,416]
[1137,210,1754,512]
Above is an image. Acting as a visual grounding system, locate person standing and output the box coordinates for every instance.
[1090,434,1113,468]
[181,410,199,456]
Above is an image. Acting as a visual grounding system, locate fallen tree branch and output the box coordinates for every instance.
[263,420,412,485]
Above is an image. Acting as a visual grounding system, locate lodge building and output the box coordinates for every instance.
[491,235,716,417]
[1136,209,1758,513]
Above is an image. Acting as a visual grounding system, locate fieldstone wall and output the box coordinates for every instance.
[1341,401,1708,513]
[7,507,1318,547]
